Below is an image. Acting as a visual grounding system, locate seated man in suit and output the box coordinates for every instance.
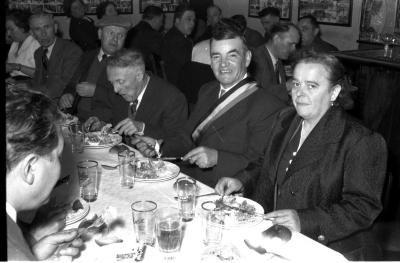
[125,5,164,73]
[161,4,195,85]
[231,14,265,51]
[84,48,188,140]
[135,19,285,187]
[296,14,338,56]
[25,12,82,101]
[251,23,300,104]
[7,88,83,261]
[59,15,131,121]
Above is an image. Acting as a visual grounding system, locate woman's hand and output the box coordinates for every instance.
[264,209,301,232]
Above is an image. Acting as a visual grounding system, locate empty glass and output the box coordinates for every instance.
[175,177,197,222]
[118,150,135,188]
[201,201,225,246]
[131,201,157,246]
[77,160,99,202]
[69,122,84,153]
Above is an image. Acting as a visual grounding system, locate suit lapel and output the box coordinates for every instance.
[135,77,158,121]
[286,107,345,177]
[264,48,277,84]
[48,38,60,69]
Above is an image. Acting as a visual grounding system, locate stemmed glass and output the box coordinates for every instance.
[381,33,395,57]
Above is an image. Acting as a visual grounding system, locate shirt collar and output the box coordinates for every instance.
[45,38,57,59]
[6,202,17,223]
[219,73,248,94]
[266,46,279,69]
[135,74,150,108]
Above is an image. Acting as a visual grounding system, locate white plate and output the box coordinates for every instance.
[197,196,264,229]
[84,132,122,149]
[135,158,180,183]
[65,199,90,225]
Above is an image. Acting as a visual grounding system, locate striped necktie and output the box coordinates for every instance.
[42,48,49,71]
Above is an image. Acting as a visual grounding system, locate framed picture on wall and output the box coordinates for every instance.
[395,0,400,34]
[248,0,292,20]
[139,0,189,13]
[298,0,353,26]
[8,0,133,16]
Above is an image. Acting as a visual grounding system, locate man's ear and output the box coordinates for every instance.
[245,49,252,67]
[98,28,103,40]
[54,21,58,34]
[22,154,38,185]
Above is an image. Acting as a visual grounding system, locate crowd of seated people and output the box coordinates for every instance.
[5,3,390,261]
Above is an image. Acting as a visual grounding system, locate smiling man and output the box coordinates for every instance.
[84,48,188,140]
[135,19,285,187]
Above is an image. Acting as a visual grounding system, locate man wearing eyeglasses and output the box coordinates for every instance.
[59,15,131,121]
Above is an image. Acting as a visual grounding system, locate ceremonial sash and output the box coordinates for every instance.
[191,80,259,141]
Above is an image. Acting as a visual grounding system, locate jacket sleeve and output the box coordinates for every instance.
[90,80,113,123]
[297,133,387,244]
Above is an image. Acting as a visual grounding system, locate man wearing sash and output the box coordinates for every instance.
[135,19,285,187]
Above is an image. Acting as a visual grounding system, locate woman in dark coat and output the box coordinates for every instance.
[64,0,99,51]
[216,53,387,260]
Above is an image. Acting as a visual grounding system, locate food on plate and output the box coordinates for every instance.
[135,159,166,179]
[66,199,84,221]
[85,131,121,146]
[72,199,84,211]
[201,244,241,261]
[214,196,257,225]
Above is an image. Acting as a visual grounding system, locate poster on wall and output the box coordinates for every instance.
[248,0,292,20]
[298,0,353,26]
[139,0,189,13]
[395,0,400,34]
[8,0,133,15]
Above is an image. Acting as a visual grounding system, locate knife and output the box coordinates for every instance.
[160,157,184,161]
[219,202,267,219]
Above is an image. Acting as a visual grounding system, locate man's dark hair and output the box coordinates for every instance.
[173,3,195,23]
[63,0,85,18]
[207,5,222,15]
[299,14,319,29]
[258,7,280,18]
[143,5,163,20]
[211,18,247,47]
[269,22,299,41]
[96,1,118,19]
[6,9,31,33]
[6,89,63,173]
[230,14,247,32]
[107,48,145,71]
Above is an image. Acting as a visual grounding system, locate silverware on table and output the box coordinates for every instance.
[160,156,184,161]
[173,192,219,200]
[101,164,119,170]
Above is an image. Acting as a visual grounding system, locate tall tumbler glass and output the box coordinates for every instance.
[175,177,197,222]
[131,201,157,246]
[155,207,182,260]
[201,201,225,246]
[69,122,84,153]
[77,160,99,202]
[118,150,135,188]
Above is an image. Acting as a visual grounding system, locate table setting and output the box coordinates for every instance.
[48,119,349,262]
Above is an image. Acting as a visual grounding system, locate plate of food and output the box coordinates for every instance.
[65,199,90,225]
[135,157,180,182]
[197,195,264,229]
[85,131,122,148]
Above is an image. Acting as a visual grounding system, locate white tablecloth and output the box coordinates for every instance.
[55,143,348,262]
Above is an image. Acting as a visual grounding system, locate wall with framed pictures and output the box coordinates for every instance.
[248,0,292,20]
[139,0,188,13]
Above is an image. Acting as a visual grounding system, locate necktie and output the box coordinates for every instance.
[128,99,138,120]
[219,87,229,98]
[42,48,49,71]
[275,61,282,84]
[101,54,108,62]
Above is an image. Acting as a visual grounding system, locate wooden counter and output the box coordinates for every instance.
[330,49,400,69]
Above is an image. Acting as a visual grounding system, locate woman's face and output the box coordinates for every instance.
[71,0,85,18]
[6,19,27,43]
[291,62,340,122]
[105,4,118,17]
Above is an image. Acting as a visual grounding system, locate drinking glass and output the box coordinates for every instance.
[69,122,84,153]
[155,207,182,260]
[131,201,157,246]
[77,160,99,202]
[118,150,135,188]
[175,177,197,222]
[201,201,225,246]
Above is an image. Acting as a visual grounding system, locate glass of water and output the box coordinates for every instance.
[118,150,135,188]
[155,207,182,260]
[175,177,197,222]
[131,200,157,246]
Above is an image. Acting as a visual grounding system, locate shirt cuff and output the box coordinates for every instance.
[135,122,145,136]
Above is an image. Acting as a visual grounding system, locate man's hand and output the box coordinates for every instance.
[132,136,159,157]
[264,209,301,232]
[31,229,83,260]
[182,146,218,168]
[113,118,144,136]
[215,177,243,195]
[76,82,96,97]
[84,116,105,132]
[6,63,19,73]
[59,93,75,109]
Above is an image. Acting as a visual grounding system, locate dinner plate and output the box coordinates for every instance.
[65,199,90,225]
[135,158,180,183]
[197,195,264,229]
[84,132,122,149]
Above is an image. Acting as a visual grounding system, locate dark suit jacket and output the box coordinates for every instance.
[7,214,36,261]
[32,38,82,100]
[69,17,99,51]
[125,21,163,57]
[242,106,387,260]
[161,26,193,85]
[91,75,188,139]
[244,27,265,50]
[251,44,289,104]
[63,48,107,120]
[162,80,285,187]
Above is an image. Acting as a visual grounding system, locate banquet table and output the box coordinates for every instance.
[52,141,348,262]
